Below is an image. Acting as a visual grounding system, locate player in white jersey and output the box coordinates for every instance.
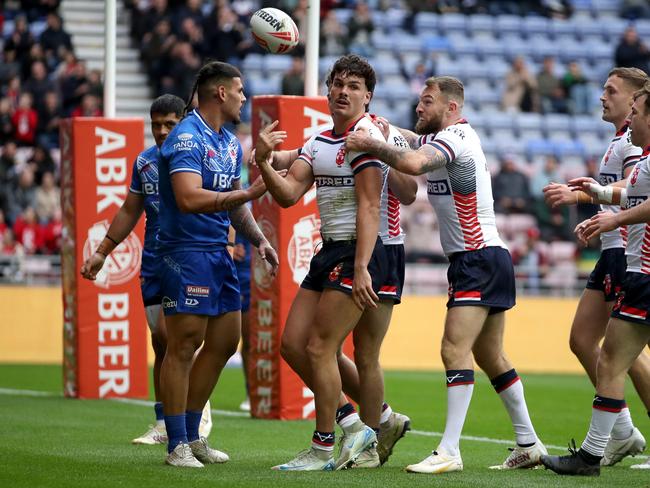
[346,76,546,474]
[544,67,650,466]
[541,82,650,476]
[255,55,395,471]
[266,114,417,468]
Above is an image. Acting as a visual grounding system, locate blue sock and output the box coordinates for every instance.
[185,410,203,442]
[164,414,187,453]
[154,402,164,422]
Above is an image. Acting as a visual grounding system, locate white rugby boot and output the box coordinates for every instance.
[406,447,463,474]
[165,442,204,468]
[189,437,229,464]
[335,424,377,470]
[377,412,411,465]
[272,448,336,471]
[489,440,547,469]
[602,427,646,466]
[132,424,167,445]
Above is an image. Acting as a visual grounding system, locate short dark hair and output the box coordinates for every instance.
[326,54,376,94]
[185,61,242,114]
[425,76,465,105]
[150,94,184,118]
[633,81,650,115]
[608,67,648,91]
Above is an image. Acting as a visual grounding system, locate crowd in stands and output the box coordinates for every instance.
[1,0,648,291]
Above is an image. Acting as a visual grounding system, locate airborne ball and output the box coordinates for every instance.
[250,8,300,54]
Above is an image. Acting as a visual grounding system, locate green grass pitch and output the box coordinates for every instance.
[1,364,648,487]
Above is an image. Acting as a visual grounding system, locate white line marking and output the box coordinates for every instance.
[1,387,648,458]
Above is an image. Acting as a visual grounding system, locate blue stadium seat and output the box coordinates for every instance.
[635,20,650,38]
[574,17,606,39]
[249,76,280,96]
[544,114,572,136]
[572,115,601,136]
[522,16,550,38]
[371,11,386,30]
[591,0,621,18]
[467,14,494,37]
[423,36,451,52]
[242,54,265,74]
[553,140,586,157]
[549,19,578,40]
[485,111,515,131]
[526,139,555,157]
[449,36,479,58]
[531,38,559,61]
[515,113,543,134]
[602,18,628,43]
[464,61,491,80]
[389,32,423,54]
[495,15,522,37]
[558,43,588,63]
[438,13,467,35]
[476,37,506,58]
[319,56,338,76]
[372,56,402,77]
[264,55,292,74]
[332,8,353,26]
[382,8,407,32]
[414,12,438,36]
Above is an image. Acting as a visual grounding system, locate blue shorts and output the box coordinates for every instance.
[586,247,626,302]
[378,244,405,304]
[159,250,241,317]
[611,272,650,326]
[140,274,162,307]
[236,266,251,313]
[446,246,516,314]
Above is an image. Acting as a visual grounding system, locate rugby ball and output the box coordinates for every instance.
[250,8,299,54]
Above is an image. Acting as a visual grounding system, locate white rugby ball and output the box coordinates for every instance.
[250,8,299,54]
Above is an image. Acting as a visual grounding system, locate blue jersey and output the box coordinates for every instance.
[158,109,242,253]
[129,145,161,278]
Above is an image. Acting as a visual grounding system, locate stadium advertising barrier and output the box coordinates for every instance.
[250,96,348,419]
[60,118,148,399]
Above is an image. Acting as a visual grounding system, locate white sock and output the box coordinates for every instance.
[380,403,393,425]
[338,413,362,433]
[156,419,166,428]
[495,375,538,445]
[439,370,475,456]
[611,407,635,440]
[581,396,625,457]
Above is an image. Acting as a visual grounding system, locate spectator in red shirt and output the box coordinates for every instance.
[71,93,102,117]
[11,92,39,146]
[1,228,24,256]
[43,208,62,254]
[13,206,44,254]
[0,209,7,237]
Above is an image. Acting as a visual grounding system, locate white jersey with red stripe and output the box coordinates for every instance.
[379,124,408,246]
[599,123,643,250]
[419,119,506,256]
[623,147,650,274]
[297,116,385,241]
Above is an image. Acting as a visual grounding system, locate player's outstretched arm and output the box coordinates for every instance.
[171,171,262,213]
[387,169,418,205]
[257,154,314,207]
[80,192,144,280]
[346,129,446,176]
[352,166,382,311]
[583,199,650,241]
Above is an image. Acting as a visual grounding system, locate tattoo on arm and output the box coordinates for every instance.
[369,138,411,166]
[215,192,248,212]
[228,205,265,246]
[397,127,419,148]
[420,150,448,173]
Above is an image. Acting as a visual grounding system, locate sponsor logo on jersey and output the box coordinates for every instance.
[162,296,177,309]
[630,165,641,186]
[599,172,617,185]
[185,298,199,306]
[335,146,345,167]
[178,133,193,141]
[627,195,647,208]
[329,262,343,282]
[186,285,210,297]
[315,175,354,187]
[173,139,198,151]
[427,179,451,195]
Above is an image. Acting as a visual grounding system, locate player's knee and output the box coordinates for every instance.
[473,347,498,371]
[306,336,330,363]
[441,339,463,367]
[569,330,594,359]
[353,351,379,373]
[280,335,304,367]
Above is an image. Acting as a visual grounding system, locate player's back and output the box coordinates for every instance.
[623,148,650,273]
[158,109,242,253]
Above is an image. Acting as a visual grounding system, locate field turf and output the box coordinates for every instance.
[1,364,648,487]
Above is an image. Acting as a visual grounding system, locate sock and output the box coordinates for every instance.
[154,402,165,426]
[439,369,475,456]
[491,369,538,446]
[312,430,335,455]
[185,410,203,442]
[336,403,361,432]
[380,402,393,425]
[164,413,188,453]
[611,406,635,440]
[580,395,626,458]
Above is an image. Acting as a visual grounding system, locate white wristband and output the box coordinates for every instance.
[620,188,627,208]
[587,183,614,204]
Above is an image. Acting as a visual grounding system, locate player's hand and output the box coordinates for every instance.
[80,252,106,280]
[255,120,286,164]
[370,116,390,141]
[573,218,591,246]
[582,211,620,241]
[345,127,371,153]
[351,266,379,310]
[248,170,287,199]
[543,182,575,208]
[567,176,599,194]
[257,240,279,276]
[232,243,246,261]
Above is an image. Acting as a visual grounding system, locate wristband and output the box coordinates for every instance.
[587,183,614,204]
[96,250,108,258]
[619,189,628,208]
[105,234,119,246]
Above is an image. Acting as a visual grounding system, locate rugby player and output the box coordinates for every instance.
[541,81,650,476]
[255,54,391,471]
[345,76,546,474]
[80,94,213,445]
[543,67,649,466]
[156,61,278,467]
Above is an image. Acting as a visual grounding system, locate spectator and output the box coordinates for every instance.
[0,209,7,237]
[562,61,592,114]
[60,61,89,114]
[39,12,72,60]
[4,75,22,108]
[179,17,206,59]
[204,7,248,64]
[23,60,51,111]
[28,145,56,185]
[1,229,24,256]
[0,141,19,190]
[530,155,561,197]
[281,52,305,96]
[4,15,35,68]
[12,93,39,146]
[161,42,201,98]
[174,0,205,33]
[36,91,64,149]
[141,18,176,85]
[6,167,38,223]
[34,171,59,222]
[43,208,62,254]
[71,94,102,117]
[320,10,346,57]
[346,2,375,58]
[0,97,14,145]
[614,26,650,73]
[620,0,650,19]
[502,56,538,112]
[536,56,568,114]
[291,0,310,46]
[86,69,104,99]
[492,154,531,214]
[0,48,21,86]
[133,0,169,42]
[13,207,44,254]
[511,227,549,293]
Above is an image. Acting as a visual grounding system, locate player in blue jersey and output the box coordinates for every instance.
[157,61,279,468]
[80,94,212,444]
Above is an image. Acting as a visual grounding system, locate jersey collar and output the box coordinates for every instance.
[193,108,215,137]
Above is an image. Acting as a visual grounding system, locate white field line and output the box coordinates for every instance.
[2,387,648,458]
